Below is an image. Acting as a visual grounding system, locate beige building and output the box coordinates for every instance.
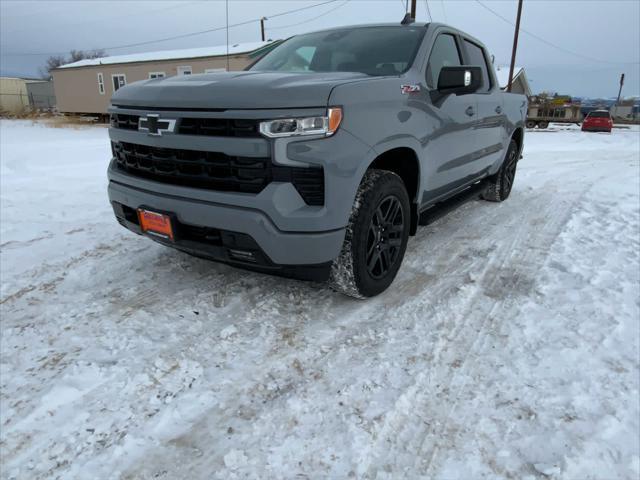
[51,41,278,114]
[0,77,43,113]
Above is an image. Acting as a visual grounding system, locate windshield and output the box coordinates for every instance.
[588,111,610,118]
[249,26,426,76]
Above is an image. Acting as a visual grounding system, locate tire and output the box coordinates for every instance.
[538,121,549,129]
[525,120,536,129]
[328,169,410,298]
[482,139,519,202]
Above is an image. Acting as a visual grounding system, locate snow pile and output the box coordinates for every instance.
[1,119,639,479]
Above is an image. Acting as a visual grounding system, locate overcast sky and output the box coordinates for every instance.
[1,0,639,98]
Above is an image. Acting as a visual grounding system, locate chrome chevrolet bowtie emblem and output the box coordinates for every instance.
[138,114,176,136]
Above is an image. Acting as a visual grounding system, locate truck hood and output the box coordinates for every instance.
[111,71,371,110]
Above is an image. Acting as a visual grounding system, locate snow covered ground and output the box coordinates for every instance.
[1,119,639,480]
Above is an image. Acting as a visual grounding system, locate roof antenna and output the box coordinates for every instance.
[401,13,415,25]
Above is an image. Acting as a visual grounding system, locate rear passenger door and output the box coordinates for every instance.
[462,39,506,171]
[420,32,479,203]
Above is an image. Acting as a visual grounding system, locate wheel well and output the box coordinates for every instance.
[368,147,420,235]
[511,127,524,153]
[368,147,419,202]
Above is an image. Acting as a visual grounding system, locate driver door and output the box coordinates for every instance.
[419,32,479,206]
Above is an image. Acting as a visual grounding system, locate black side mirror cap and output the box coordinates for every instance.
[437,66,483,95]
[430,66,483,106]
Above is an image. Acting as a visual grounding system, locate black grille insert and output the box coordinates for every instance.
[178,118,260,137]
[111,114,139,130]
[110,113,260,138]
[112,142,324,205]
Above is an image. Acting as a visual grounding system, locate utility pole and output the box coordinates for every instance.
[410,0,417,19]
[616,73,625,104]
[260,17,267,42]
[507,0,524,93]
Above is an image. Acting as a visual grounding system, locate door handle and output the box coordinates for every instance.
[465,106,475,116]
[495,106,503,114]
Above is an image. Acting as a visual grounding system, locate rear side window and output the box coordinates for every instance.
[426,34,462,89]
[463,40,491,92]
[588,111,610,118]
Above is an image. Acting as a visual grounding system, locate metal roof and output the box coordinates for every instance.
[56,41,277,69]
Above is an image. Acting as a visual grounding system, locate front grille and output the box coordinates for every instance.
[178,118,260,137]
[112,142,324,205]
[111,114,139,130]
[110,113,260,138]
[113,142,270,193]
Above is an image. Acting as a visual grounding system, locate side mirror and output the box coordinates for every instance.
[437,66,483,95]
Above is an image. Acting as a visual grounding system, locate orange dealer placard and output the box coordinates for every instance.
[137,209,174,241]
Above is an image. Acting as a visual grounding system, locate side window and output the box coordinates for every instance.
[426,34,462,89]
[148,72,165,79]
[112,74,126,92]
[463,40,491,92]
[97,73,105,95]
[177,66,192,76]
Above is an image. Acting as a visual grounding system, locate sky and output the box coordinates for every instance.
[1,0,639,98]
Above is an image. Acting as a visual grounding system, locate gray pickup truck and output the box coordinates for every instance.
[108,21,527,298]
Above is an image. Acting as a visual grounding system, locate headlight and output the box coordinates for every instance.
[259,107,343,138]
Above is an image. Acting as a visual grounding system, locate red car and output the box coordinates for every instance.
[582,110,613,132]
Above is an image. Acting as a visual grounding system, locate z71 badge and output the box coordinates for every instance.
[400,84,421,94]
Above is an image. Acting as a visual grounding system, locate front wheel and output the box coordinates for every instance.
[329,169,410,298]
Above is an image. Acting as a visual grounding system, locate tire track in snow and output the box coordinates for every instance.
[358,179,594,478]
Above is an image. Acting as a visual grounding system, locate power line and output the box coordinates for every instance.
[2,0,343,57]
[267,0,350,31]
[474,0,639,65]
[423,0,432,22]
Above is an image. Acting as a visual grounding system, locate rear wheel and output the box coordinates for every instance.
[537,121,549,129]
[482,139,519,202]
[525,120,536,129]
[329,169,410,298]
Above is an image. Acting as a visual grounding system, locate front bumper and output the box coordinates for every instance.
[108,177,345,274]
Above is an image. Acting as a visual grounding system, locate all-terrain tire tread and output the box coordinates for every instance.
[328,169,403,299]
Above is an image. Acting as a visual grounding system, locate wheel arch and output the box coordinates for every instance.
[367,146,421,235]
[511,127,524,157]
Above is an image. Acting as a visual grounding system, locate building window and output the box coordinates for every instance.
[112,74,126,92]
[148,72,166,79]
[204,68,225,74]
[97,73,105,95]
[177,66,192,76]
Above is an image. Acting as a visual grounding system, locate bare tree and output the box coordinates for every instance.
[40,49,107,79]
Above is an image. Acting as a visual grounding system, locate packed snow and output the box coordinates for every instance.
[1,119,639,479]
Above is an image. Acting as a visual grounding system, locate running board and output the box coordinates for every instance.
[418,181,487,226]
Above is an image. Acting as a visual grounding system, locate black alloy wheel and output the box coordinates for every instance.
[366,195,405,279]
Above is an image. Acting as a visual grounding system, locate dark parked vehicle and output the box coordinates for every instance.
[582,110,613,132]
[108,21,527,298]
